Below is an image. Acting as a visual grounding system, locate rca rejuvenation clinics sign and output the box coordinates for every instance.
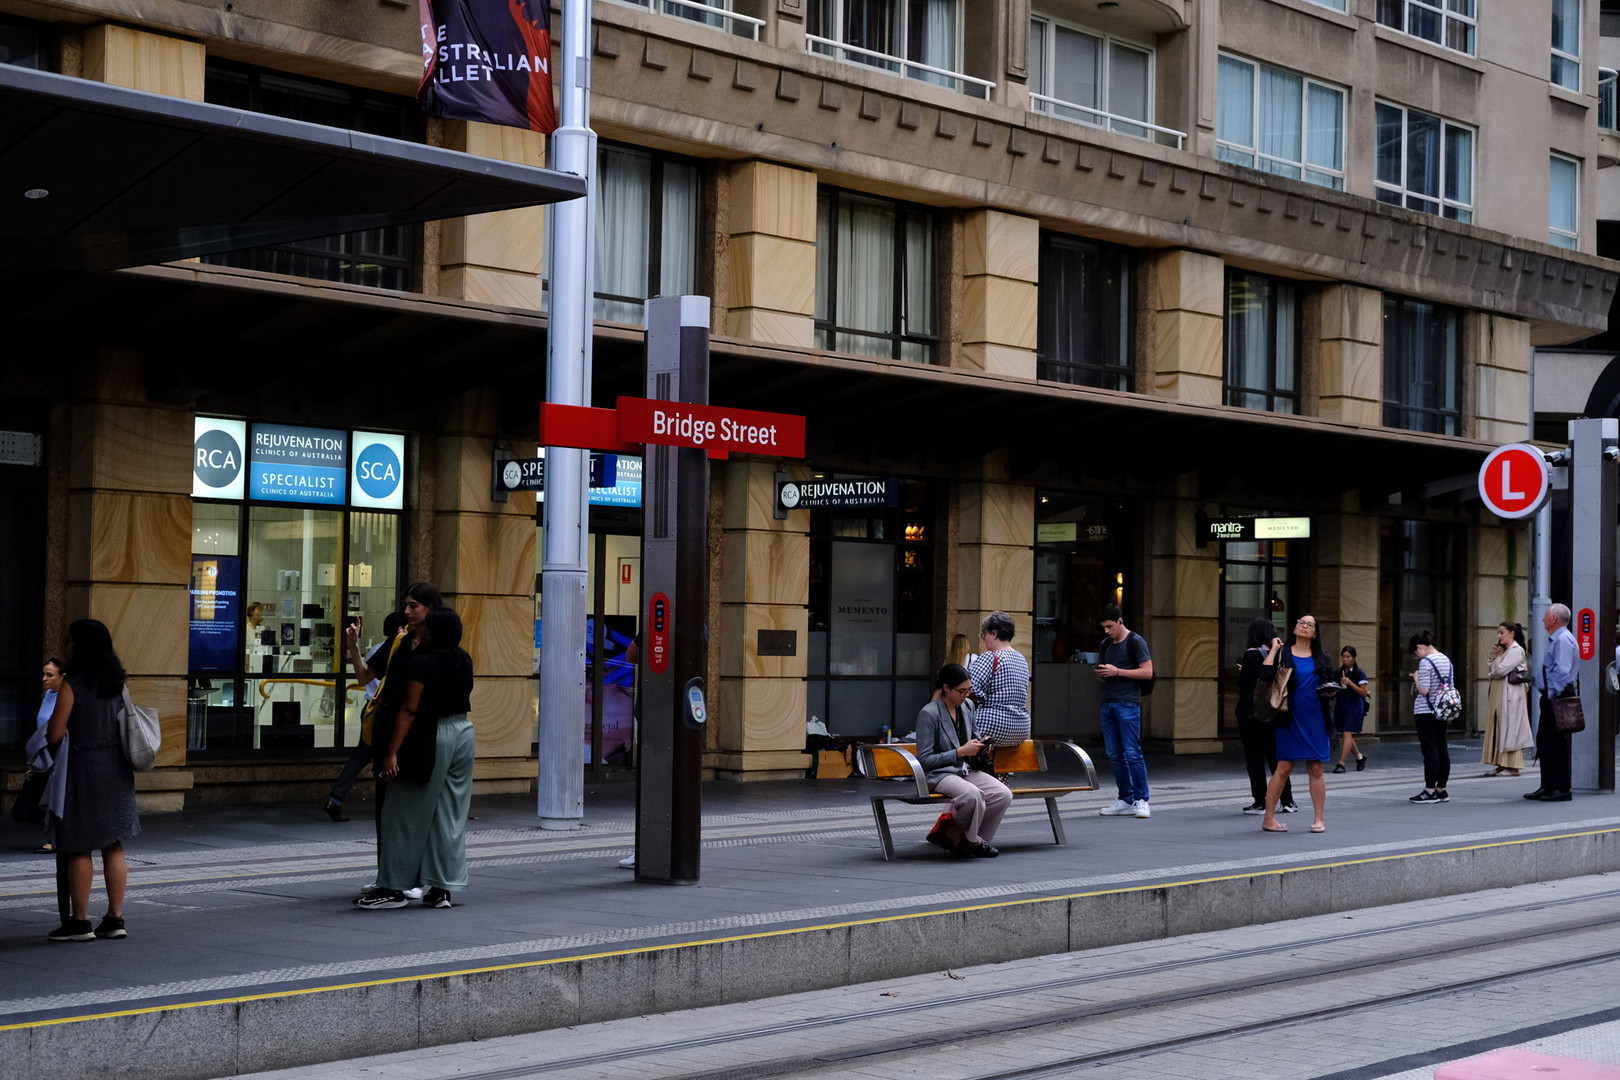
[193,417,248,500]
[776,477,895,512]
[250,424,348,505]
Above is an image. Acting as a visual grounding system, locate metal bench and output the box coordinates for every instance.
[855,739,1099,861]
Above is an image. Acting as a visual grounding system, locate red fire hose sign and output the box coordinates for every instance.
[647,592,671,674]
[1578,608,1596,661]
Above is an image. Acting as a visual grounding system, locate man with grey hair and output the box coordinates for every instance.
[1526,602,1579,802]
[967,611,1032,747]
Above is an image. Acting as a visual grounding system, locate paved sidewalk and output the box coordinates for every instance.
[0,738,1615,1046]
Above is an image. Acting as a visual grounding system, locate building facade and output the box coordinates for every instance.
[0,0,1613,802]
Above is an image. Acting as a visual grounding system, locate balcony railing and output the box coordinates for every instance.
[806,34,994,99]
[1601,68,1618,132]
[1030,92,1186,150]
[609,0,764,39]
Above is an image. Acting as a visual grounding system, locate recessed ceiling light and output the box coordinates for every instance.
[24,188,48,199]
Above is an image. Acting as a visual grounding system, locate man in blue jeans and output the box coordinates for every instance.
[1095,603,1154,819]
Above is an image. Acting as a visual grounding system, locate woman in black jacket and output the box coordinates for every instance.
[1236,618,1293,816]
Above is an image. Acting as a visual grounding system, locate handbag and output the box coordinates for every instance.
[1550,684,1586,734]
[1506,666,1532,686]
[9,769,48,825]
[1253,665,1291,723]
[118,685,161,772]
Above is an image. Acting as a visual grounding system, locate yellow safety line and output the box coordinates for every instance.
[4,825,1616,1033]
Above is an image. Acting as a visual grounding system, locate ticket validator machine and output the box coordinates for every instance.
[634,296,710,884]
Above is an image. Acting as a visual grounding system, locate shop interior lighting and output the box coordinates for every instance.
[24,188,48,199]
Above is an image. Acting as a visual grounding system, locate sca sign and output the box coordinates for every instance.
[352,431,406,509]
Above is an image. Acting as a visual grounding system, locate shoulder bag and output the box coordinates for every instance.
[1550,681,1586,734]
[1253,664,1292,724]
[118,685,161,772]
[360,633,407,746]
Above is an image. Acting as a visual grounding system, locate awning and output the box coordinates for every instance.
[0,64,584,273]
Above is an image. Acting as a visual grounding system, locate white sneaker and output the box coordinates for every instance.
[617,854,636,869]
[403,887,424,901]
[1099,799,1135,816]
[1134,800,1151,819]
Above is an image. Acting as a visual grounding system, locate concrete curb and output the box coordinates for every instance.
[6,826,1617,1079]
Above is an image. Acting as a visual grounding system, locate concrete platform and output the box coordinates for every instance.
[1,738,1617,1079]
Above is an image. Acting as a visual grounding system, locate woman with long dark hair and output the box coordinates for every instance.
[1409,631,1455,803]
[1235,617,1293,815]
[43,619,140,941]
[1483,622,1533,778]
[1256,614,1333,834]
[914,663,1012,858]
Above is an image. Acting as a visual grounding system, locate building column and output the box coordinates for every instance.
[1316,493,1381,734]
[952,453,1034,665]
[716,459,811,780]
[84,23,204,99]
[68,353,194,810]
[1471,517,1531,733]
[1472,314,1532,445]
[1148,250,1225,404]
[1318,285,1383,424]
[433,391,538,793]
[958,210,1038,379]
[1146,476,1220,752]
[439,122,548,309]
[726,161,817,347]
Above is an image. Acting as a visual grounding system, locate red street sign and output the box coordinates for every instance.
[1478,443,1551,519]
[1578,607,1596,661]
[647,592,671,674]
[615,397,806,460]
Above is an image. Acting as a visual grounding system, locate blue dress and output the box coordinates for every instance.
[1274,659,1332,763]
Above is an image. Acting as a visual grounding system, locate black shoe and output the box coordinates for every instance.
[1432,790,1450,803]
[1332,763,1346,774]
[1410,790,1435,803]
[94,915,126,939]
[966,842,999,858]
[1356,755,1366,772]
[1523,789,1547,800]
[422,887,453,908]
[48,919,94,942]
[1241,802,1265,815]
[324,799,349,822]
[950,840,974,859]
[353,889,407,910]
[1537,790,1573,802]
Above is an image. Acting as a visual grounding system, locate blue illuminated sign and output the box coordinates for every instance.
[250,423,347,505]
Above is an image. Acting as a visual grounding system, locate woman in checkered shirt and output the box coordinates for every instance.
[967,612,1032,747]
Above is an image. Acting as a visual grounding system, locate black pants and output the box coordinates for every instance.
[1414,713,1450,789]
[328,739,372,803]
[1238,714,1293,806]
[1536,693,1573,793]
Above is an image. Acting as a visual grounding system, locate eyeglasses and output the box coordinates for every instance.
[947,684,972,695]
[1296,619,1316,627]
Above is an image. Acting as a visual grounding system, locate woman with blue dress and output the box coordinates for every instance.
[1256,614,1333,834]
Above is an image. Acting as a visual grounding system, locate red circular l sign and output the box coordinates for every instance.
[1478,443,1551,519]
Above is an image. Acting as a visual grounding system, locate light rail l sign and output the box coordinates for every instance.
[1478,443,1552,520]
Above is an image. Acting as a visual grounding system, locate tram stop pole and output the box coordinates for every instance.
[1568,418,1617,794]
[634,296,711,884]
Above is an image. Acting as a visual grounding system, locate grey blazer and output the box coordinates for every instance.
[914,697,978,785]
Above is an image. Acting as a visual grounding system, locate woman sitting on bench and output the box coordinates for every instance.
[915,663,1013,859]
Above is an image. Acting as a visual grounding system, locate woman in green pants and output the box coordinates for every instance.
[356,608,475,910]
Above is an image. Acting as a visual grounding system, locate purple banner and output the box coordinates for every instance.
[418,0,558,134]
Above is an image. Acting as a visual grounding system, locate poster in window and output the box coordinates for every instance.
[189,556,241,672]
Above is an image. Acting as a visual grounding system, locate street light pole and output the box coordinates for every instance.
[537,0,597,829]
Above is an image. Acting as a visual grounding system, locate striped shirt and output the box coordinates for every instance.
[1413,651,1454,715]
[968,646,1031,746]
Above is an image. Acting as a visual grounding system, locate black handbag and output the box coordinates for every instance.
[9,769,48,825]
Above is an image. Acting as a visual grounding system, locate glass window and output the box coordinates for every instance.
[808,0,979,96]
[1378,520,1464,731]
[1029,16,1164,143]
[1374,102,1474,223]
[1550,154,1580,250]
[201,61,417,290]
[610,0,752,36]
[1036,231,1133,390]
[1224,271,1299,414]
[591,144,701,324]
[1383,295,1462,435]
[1216,54,1345,190]
[815,188,938,363]
[1552,0,1581,89]
[1306,0,1347,8]
[1377,0,1476,55]
[0,15,43,68]
[342,512,402,748]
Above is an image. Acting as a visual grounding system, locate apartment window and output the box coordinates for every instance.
[609,0,760,39]
[1550,154,1580,250]
[1306,0,1347,9]
[202,61,417,290]
[1224,271,1299,414]
[593,144,701,324]
[1552,0,1581,89]
[0,16,43,68]
[808,0,981,96]
[1375,102,1474,223]
[1036,232,1133,390]
[1216,55,1345,190]
[1383,295,1462,435]
[815,189,938,363]
[1029,16,1170,145]
[1376,0,1476,55]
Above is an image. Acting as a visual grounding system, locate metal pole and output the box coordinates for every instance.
[1529,349,1549,739]
[537,0,597,829]
[591,528,607,783]
[1568,418,1617,793]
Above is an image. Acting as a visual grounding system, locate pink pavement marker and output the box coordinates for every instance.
[1435,1049,1620,1080]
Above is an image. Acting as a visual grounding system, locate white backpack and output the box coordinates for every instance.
[1424,658,1463,724]
[118,685,161,772]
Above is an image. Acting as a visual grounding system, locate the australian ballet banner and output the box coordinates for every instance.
[417,0,559,133]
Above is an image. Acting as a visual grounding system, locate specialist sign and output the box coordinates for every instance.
[249,423,347,505]
[194,417,247,500]
[775,477,895,511]
[1203,516,1311,543]
[351,431,406,510]
[1478,443,1552,520]
[497,451,618,495]
[615,397,806,459]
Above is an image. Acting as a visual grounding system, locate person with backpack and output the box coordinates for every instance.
[1094,604,1153,820]
[1409,631,1457,804]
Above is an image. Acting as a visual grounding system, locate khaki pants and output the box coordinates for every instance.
[932,770,1013,844]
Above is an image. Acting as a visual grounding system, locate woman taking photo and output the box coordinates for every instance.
[356,608,475,910]
[915,663,1012,858]
[1235,618,1293,816]
[1483,622,1533,778]
[45,620,140,941]
[1409,631,1455,803]
[1256,615,1333,834]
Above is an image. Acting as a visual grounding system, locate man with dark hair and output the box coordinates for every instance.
[1096,603,1154,819]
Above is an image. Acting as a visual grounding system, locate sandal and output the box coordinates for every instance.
[1310,823,1326,833]
[1262,822,1287,833]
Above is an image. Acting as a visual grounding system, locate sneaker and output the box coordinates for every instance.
[1099,799,1135,816]
[353,889,407,910]
[1332,763,1346,774]
[402,887,424,901]
[94,915,126,939]
[1355,755,1367,772]
[617,854,636,869]
[1133,800,1151,819]
[1410,790,1435,803]
[1241,802,1265,815]
[1432,789,1450,803]
[1279,802,1300,814]
[48,919,94,942]
[422,887,453,908]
